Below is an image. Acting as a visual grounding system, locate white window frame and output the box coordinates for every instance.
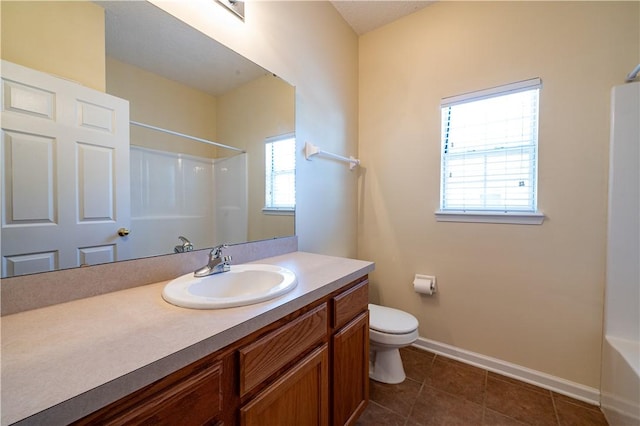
[435,78,545,225]
[263,133,295,215]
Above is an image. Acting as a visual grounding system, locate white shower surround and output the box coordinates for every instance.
[601,81,640,425]
[129,146,247,258]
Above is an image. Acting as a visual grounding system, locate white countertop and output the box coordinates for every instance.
[1,251,374,426]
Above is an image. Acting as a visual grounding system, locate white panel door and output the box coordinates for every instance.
[1,60,130,277]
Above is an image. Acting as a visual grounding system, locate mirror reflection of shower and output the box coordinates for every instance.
[128,123,248,259]
[130,145,248,259]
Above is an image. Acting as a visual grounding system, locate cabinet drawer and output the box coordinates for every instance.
[239,303,328,397]
[332,280,368,330]
[79,361,223,426]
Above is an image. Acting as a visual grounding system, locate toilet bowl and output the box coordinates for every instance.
[368,303,419,384]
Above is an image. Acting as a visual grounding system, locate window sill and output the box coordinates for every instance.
[262,208,295,216]
[435,210,545,225]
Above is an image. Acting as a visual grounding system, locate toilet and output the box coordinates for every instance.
[368,303,419,384]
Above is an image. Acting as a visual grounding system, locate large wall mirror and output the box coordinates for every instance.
[1,1,295,278]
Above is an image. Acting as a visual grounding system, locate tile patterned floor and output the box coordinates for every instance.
[356,346,609,426]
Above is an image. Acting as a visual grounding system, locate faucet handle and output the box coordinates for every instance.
[210,244,228,258]
[179,236,193,250]
[175,236,193,253]
[222,255,232,264]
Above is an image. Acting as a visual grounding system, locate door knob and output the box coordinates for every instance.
[117,228,130,237]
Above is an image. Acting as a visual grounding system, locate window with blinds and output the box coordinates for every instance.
[264,134,295,212]
[438,78,542,221]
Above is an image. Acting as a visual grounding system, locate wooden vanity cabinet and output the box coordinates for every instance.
[74,276,369,426]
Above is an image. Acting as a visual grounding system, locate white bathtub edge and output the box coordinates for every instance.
[605,336,640,376]
[601,336,640,425]
[413,337,600,406]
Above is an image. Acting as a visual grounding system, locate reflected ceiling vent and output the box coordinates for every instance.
[217,0,245,21]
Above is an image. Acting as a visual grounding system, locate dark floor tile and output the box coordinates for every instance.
[401,346,435,382]
[485,376,558,426]
[488,372,552,396]
[407,384,483,425]
[361,355,610,426]
[555,399,608,426]
[356,401,407,426]
[369,377,422,418]
[484,408,529,425]
[424,356,487,404]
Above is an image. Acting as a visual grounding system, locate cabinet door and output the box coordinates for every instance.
[241,344,329,426]
[332,312,369,426]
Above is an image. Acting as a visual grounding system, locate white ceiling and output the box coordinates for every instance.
[99,1,269,96]
[98,1,434,97]
[331,1,435,35]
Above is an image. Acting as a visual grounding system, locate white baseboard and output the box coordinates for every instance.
[413,337,601,406]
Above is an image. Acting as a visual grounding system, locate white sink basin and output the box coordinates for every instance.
[162,264,297,309]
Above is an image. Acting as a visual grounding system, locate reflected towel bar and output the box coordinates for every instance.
[130,121,245,153]
[625,64,640,82]
[304,142,360,170]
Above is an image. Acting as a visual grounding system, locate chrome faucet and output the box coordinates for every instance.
[174,236,194,253]
[194,244,232,277]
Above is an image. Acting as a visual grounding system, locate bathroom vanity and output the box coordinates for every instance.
[1,251,373,426]
[76,276,368,425]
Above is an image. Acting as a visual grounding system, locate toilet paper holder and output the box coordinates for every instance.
[413,274,437,295]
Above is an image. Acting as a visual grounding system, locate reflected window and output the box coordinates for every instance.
[264,134,295,213]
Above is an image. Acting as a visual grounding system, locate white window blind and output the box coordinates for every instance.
[439,78,541,216]
[265,134,295,211]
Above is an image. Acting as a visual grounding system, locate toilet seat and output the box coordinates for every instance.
[368,303,418,334]
[369,327,419,346]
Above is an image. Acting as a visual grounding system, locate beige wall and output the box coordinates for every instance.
[106,57,218,158]
[217,74,295,241]
[358,1,639,388]
[1,1,105,91]
[150,0,359,258]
